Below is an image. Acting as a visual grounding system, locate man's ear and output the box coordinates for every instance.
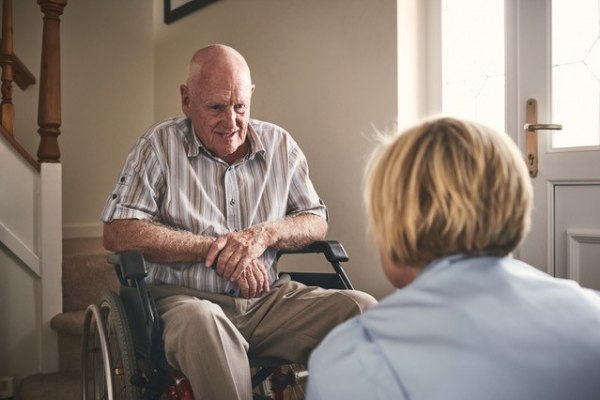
[180,84,191,115]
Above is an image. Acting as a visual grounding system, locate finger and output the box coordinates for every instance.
[252,266,264,296]
[261,266,270,293]
[205,236,227,268]
[253,260,270,293]
[215,244,240,278]
[222,252,246,281]
[245,269,257,298]
[238,275,250,299]
[228,256,251,282]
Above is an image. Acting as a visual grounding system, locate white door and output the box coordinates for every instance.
[510,0,600,288]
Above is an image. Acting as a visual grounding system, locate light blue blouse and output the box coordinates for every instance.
[307,255,600,400]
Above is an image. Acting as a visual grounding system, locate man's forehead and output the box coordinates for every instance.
[199,86,252,103]
[194,69,252,90]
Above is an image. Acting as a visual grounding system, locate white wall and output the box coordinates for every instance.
[153,0,398,298]
[0,141,40,383]
[0,247,39,383]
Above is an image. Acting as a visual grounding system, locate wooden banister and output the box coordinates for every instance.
[37,0,67,163]
[13,54,36,90]
[0,0,15,135]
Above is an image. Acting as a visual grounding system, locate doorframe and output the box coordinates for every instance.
[507,0,558,275]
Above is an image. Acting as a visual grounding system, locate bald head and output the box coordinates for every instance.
[187,44,252,88]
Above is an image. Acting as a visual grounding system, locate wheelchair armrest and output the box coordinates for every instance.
[277,240,349,263]
[107,251,148,281]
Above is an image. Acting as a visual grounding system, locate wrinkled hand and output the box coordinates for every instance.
[204,228,271,282]
[236,260,271,299]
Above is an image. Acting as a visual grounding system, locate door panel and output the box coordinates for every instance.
[514,0,600,288]
[555,185,600,285]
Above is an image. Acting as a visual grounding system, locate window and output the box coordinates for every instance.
[441,0,505,133]
[552,0,600,148]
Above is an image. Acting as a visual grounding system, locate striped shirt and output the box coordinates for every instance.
[101,117,327,295]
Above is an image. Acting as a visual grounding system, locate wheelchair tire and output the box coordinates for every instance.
[82,304,113,400]
[100,291,143,400]
[82,291,142,400]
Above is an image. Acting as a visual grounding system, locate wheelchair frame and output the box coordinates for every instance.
[81,240,353,400]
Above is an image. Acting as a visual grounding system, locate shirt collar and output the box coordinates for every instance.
[246,122,266,160]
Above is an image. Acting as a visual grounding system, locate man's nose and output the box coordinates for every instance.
[222,107,236,130]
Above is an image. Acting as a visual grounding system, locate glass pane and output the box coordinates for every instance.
[441,0,505,134]
[552,0,600,148]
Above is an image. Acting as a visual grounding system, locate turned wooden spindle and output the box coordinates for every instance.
[37,0,67,163]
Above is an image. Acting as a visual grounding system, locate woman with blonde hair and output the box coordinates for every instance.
[307,117,600,399]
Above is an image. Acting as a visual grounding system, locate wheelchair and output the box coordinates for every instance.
[81,240,354,400]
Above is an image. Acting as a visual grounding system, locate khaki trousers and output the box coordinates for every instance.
[153,277,377,400]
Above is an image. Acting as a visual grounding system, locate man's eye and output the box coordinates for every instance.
[234,104,247,113]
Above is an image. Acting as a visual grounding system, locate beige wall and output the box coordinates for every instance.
[153,0,397,297]
[60,0,155,237]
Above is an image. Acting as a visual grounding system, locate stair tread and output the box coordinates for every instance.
[51,310,86,336]
[20,238,113,398]
[63,237,107,257]
[62,252,119,312]
[19,372,80,400]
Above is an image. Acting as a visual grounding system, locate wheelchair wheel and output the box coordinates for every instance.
[82,304,112,400]
[82,292,142,400]
[255,363,308,400]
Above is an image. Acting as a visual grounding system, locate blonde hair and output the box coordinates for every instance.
[364,117,533,267]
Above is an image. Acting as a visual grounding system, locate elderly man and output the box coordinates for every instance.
[101,44,376,399]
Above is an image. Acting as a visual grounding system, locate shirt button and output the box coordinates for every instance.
[229,199,235,206]
[228,289,236,296]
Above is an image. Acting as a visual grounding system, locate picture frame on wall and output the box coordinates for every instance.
[164,0,218,24]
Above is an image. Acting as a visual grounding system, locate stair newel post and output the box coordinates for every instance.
[36,0,67,163]
[0,0,15,135]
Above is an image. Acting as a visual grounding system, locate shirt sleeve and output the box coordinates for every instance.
[286,139,328,220]
[100,137,166,222]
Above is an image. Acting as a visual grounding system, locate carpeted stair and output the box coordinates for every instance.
[19,237,117,400]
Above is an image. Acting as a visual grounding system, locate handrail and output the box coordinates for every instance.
[13,54,36,90]
[0,1,39,169]
[0,0,42,170]
[0,125,40,170]
[0,0,15,135]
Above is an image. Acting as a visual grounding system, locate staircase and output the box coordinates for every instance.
[19,237,118,400]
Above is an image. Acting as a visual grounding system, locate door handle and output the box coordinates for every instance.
[524,123,563,131]
[524,98,563,177]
